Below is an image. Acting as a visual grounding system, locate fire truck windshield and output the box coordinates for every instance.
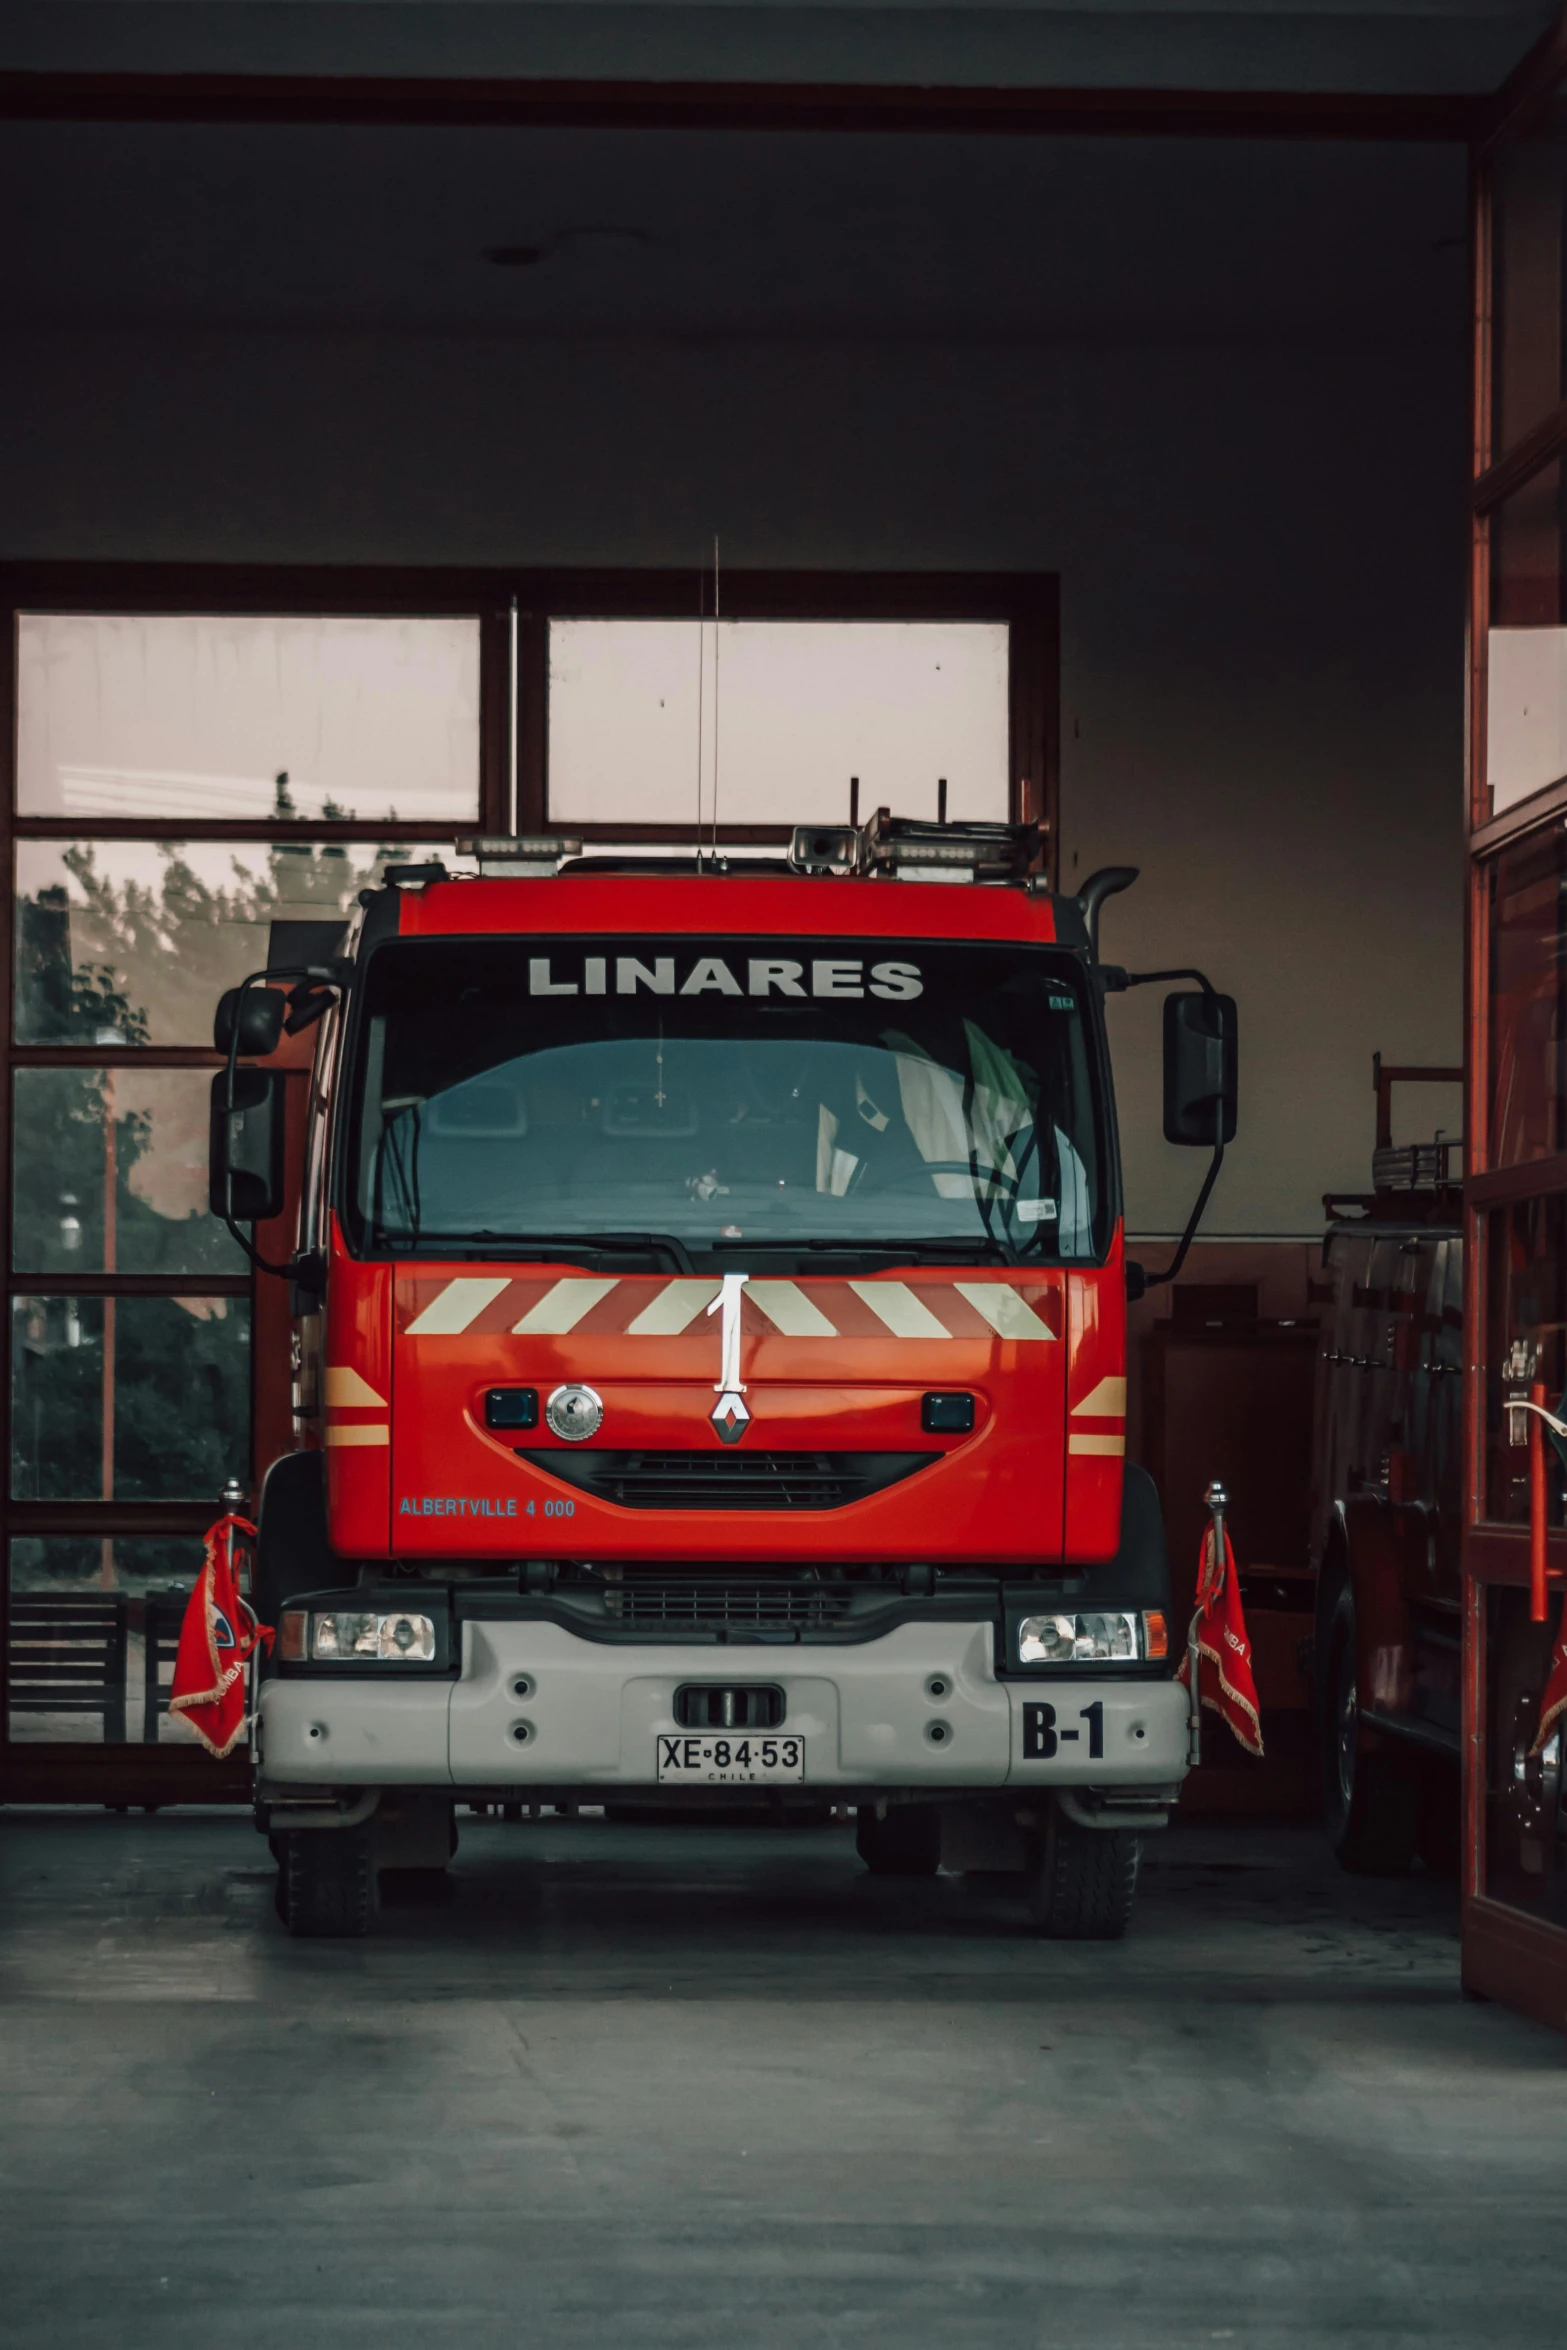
[344,936,1107,1264]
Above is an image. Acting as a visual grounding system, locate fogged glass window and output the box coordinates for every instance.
[15,839,443,1045]
[1488,462,1567,815]
[1485,1193,1567,1529]
[1484,1583,1567,1919]
[11,1293,249,1501]
[1493,114,1567,458]
[1488,830,1567,1167]
[17,613,481,824]
[8,1535,208,1745]
[13,1067,244,1275]
[548,620,1010,828]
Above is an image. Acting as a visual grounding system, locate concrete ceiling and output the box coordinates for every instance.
[0,0,1554,97]
[4,121,1469,341]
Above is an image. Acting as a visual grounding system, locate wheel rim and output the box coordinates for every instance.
[1335,1654,1358,1815]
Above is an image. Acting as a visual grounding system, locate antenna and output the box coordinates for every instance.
[694,565,705,866]
[507,594,519,832]
[711,534,721,868]
[937,776,948,824]
[849,775,860,828]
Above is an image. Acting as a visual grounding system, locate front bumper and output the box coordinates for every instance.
[258,1620,1189,1791]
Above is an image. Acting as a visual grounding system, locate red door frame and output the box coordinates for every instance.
[1462,7,1567,2030]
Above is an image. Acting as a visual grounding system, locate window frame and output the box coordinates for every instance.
[517,569,1057,845]
[0,560,1058,1794]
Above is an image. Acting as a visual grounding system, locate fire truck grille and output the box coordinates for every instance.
[618,1581,856,1631]
[513,1450,935,1512]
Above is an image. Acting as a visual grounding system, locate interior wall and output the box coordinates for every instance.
[0,311,1466,1236]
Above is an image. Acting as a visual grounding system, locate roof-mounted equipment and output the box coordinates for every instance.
[454,835,584,876]
[788,809,1042,882]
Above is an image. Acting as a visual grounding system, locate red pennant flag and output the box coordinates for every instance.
[168,1514,272,1759]
[1178,1521,1264,1758]
[1530,1610,1567,1759]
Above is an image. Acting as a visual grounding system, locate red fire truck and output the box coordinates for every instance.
[210,814,1237,1937]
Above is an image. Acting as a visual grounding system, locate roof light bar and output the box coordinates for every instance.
[788,809,1042,882]
[455,835,584,874]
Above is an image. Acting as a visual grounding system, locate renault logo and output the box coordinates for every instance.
[545,1383,604,1442]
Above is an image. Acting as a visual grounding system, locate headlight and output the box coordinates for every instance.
[302,1609,436,1662]
[1016,1610,1149,1665]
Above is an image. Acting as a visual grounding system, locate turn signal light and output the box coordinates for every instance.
[1143,1611,1169,1660]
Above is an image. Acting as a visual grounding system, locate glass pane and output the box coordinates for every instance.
[348,935,1105,1263]
[1484,1196,1567,1525]
[1487,829,1567,1167]
[1493,115,1567,458]
[17,612,480,823]
[548,620,1010,828]
[15,838,449,1045]
[7,1534,209,1745]
[1487,461,1567,814]
[13,1067,244,1274]
[11,1293,249,1501]
[1484,1582,1567,1921]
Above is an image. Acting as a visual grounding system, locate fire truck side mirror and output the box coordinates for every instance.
[1162,991,1238,1146]
[214,986,286,1057]
[208,1069,287,1223]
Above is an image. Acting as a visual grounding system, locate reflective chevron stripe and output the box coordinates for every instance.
[401,1271,1060,1339]
[952,1282,1057,1341]
[1069,1372,1125,1454]
[324,1366,388,1408]
[747,1278,838,1337]
[325,1424,390,1448]
[404,1276,511,1336]
[625,1277,722,1335]
[512,1276,619,1334]
[849,1279,952,1340]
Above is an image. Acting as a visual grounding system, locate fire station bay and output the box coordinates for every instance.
[7,4,1567,2343]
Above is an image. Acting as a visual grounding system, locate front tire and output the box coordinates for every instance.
[1322,1584,1419,1875]
[856,1805,941,1877]
[1027,1804,1140,1938]
[276,1826,378,1937]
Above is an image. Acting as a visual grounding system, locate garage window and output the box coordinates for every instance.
[17,613,480,824]
[547,618,1010,832]
[0,570,1055,1778]
[5,597,493,1755]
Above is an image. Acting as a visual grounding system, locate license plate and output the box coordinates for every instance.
[656,1732,804,1784]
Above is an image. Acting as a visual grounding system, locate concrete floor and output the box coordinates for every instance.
[0,1810,1560,2348]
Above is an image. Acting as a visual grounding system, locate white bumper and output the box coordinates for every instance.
[258,1619,1190,1791]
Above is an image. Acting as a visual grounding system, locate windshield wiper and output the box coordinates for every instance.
[453,1230,697,1274]
[713,1235,1026,1265]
